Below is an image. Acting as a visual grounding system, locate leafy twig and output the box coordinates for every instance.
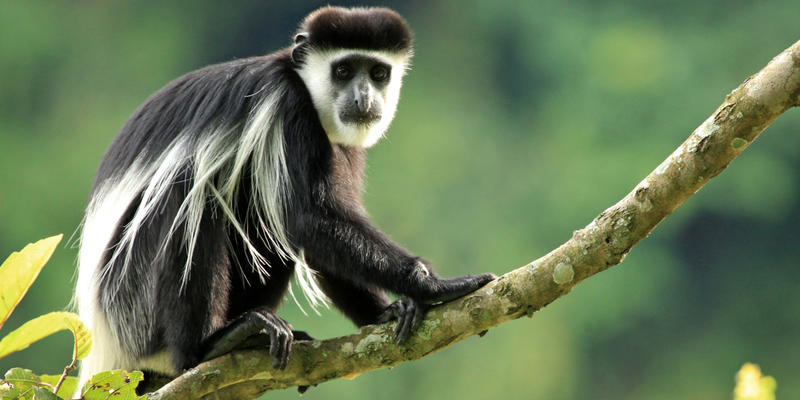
[53,357,77,396]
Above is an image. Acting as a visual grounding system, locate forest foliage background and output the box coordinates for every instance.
[1,1,798,399]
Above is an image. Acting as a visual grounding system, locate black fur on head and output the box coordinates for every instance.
[292,6,413,65]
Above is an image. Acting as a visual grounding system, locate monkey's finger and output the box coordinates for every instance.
[281,332,293,370]
[276,327,293,370]
[273,340,288,370]
[431,273,498,304]
[378,299,404,323]
[476,273,498,284]
[393,316,408,344]
[393,301,403,319]
[394,301,414,344]
[411,302,425,333]
[268,329,282,369]
[388,305,402,339]
[277,343,289,370]
[292,330,315,341]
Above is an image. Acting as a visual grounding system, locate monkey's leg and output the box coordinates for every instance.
[152,187,239,373]
[200,309,311,370]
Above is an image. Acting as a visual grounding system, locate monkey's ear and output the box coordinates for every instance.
[291,33,309,65]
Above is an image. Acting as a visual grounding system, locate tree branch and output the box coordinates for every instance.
[148,39,800,400]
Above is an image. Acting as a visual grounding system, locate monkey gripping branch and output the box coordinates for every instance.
[148,39,800,400]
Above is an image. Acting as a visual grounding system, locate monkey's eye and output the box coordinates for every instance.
[334,64,351,80]
[370,65,389,82]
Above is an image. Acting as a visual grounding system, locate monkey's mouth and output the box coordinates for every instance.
[339,111,381,125]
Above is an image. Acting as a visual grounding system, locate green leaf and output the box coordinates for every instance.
[1,369,76,400]
[2,368,42,400]
[32,386,62,400]
[0,311,92,360]
[40,375,79,399]
[0,234,63,329]
[0,382,21,399]
[81,370,147,400]
[0,381,29,399]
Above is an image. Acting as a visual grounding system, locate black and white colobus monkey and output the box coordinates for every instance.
[75,6,495,385]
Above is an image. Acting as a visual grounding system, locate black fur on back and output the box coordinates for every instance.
[92,54,283,193]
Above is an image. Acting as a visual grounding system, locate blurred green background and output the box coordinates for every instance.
[1,1,798,399]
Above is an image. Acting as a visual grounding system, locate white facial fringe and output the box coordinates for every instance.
[297,48,410,148]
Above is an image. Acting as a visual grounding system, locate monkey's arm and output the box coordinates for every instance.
[292,212,496,308]
[316,269,433,343]
[294,211,494,342]
[315,273,392,326]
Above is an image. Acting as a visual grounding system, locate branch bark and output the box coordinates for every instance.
[148,39,800,400]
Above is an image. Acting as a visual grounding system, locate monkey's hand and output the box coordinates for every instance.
[378,297,427,344]
[409,258,497,304]
[379,260,496,343]
[201,309,296,370]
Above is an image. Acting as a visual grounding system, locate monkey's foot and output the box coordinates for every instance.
[201,310,297,370]
[378,297,427,344]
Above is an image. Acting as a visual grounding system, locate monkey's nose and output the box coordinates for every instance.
[353,82,372,114]
[354,97,370,114]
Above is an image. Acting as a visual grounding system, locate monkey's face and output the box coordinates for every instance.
[297,49,409,148]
